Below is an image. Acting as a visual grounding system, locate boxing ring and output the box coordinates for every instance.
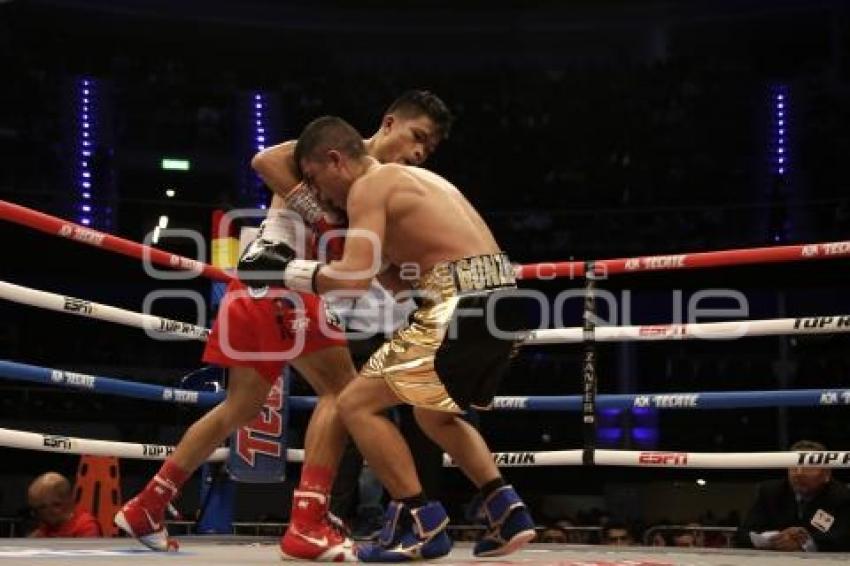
[2,538,849,565]
[1,198,849,565]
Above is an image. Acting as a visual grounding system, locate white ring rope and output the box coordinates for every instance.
[445,449,850,468]
[0,280,209,340]
[527,315,850,344]
[590,449,850,469]
[3,279,849,346]
[0,427,303,463]
[1,427,846,469]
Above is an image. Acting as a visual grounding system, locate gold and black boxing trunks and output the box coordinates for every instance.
[361,252,528,412]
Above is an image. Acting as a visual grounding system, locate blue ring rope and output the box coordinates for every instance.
[2,359,848,412]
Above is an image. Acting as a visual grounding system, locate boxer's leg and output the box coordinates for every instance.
[169,366,271,471]
[116,366,271,551]
[280,346,359,561]
[337,375,452,562]
[412,407,499,488]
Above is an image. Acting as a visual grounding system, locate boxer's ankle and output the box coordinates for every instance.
[140,458,189,512]
[298,464,334,494]
[290,464,334,525]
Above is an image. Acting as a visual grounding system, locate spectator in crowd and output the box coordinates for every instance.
[27,472,101,537]
[554,518,590,544]
[672,529,697,547]
[602,522,636,546]
[736,440,850,552]
[678,522,706,547]
[539,526,568,544]
[649,530,669,546]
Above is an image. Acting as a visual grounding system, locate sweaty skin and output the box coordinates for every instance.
[309,161,501,294]
[300,143,514,507]
[252,114,440,211]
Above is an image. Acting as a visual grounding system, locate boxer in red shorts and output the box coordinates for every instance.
[203,282,347,386]
[115,91,452,561]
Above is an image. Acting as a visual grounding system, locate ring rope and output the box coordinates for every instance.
[0,426,231,462]
[517,240,850,279]
[0,280,209,340]
[2,200,849,282]
[3,277,847,346]
[0,360,224,407]
[527,315,850,344]
[3,359,849,412]
[0,199,231,282]
[4,202,848,477]
[1,426,845,469]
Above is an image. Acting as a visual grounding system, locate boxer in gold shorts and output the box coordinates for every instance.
[361,252,521,413]
[237,116,536,561]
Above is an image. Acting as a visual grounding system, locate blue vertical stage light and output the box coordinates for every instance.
[76,77,95,226]
[770,86,790,179]
[766,85,791,243]
[236,90,279,210]
[67,76,115,230]
[254,93,267,210]
[239,91,278,209]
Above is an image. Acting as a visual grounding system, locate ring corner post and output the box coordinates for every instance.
[582,261,598,466]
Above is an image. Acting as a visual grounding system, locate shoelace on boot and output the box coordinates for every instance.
[326,512,352,539]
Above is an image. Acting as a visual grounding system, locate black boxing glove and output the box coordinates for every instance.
[237,237,322,293]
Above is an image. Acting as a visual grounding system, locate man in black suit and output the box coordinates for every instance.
[736,440,850,552]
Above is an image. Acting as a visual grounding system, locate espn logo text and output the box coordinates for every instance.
[638,325,687,338]
[63,297,93,315]
[42,435,72,451]
[638,452,689,466]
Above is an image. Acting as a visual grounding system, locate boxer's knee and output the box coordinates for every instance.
[223,366,274,426]
[335,383,359,424]
[224,395,267,428]
[413,406,455,431]
[293,346,356,395]
[336,377,378,424]
[339,375,403,426]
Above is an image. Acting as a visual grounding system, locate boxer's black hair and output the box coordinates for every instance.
[294,116,367,174]
[386,90,454,140]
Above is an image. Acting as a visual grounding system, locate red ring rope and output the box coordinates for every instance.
[2,199,848,282]
[517,241,850,279]
[0,200,232,282]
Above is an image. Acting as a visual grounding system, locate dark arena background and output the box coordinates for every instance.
[1,0,850,564]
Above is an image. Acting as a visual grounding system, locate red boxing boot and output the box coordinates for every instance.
[279,489,356,562]
[114,460,187,551]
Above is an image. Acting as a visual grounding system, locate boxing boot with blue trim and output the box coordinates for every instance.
[472,485,536,557]
[356,500,453,562]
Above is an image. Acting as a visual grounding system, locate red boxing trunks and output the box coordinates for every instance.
[203,280,346,383]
